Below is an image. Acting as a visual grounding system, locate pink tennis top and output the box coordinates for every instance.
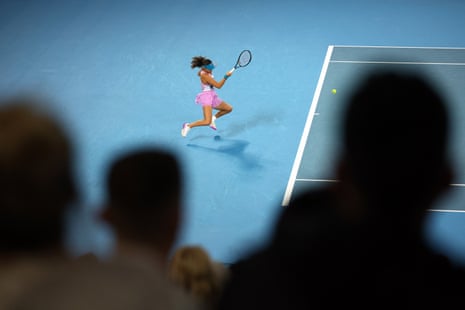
[200,71,214,91]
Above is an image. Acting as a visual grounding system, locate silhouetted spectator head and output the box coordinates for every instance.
[340,70,452,215]
[104,148,183,258]
[0,97,76,251]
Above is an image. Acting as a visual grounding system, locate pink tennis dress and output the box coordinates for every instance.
[195,71,222,108]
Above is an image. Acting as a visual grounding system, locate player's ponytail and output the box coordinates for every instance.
[191,56,212,69]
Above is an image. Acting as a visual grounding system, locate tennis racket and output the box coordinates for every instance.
[228,50,252,74]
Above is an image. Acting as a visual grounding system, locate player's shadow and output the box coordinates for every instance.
[226,111,282,137]
[186,136,262,170]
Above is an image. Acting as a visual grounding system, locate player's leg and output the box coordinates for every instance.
[188,105,213,128]
[209,101,233,130]
[182,106,213,137]
[214,101,233,119]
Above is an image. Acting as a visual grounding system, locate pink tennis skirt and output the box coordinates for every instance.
[195,90,222,108]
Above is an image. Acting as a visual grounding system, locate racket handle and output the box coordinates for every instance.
[228,67,236,74]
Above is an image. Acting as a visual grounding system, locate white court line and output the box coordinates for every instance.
[281,45,334,207]
[332,45,465,50]
[296,178,339,183]
[296,178,465,187]
[428,209,465,213]
[331,60,465,66]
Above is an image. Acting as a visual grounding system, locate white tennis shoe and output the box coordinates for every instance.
[209,116,217,130]
[181,123,191,137]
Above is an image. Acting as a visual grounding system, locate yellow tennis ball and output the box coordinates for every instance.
[331,88,337,94]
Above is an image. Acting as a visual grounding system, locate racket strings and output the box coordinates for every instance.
[238,51,251,67]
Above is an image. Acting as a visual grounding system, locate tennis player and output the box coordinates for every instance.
[181,56,233,137]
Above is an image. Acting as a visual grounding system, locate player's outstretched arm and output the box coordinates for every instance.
[202,71,232,89]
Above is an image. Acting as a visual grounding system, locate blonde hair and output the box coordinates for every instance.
[168,245,228,307]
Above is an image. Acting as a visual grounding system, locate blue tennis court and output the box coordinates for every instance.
[282,45,465,265]
[284,45,465,212]
[2,1,465,265]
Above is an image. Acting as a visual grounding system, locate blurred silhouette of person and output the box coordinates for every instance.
[0,96,78,308]
[218,70,465,309]
[11,140,198,309]
[13,255,199,310]
[168,245,230,309]
[102,147,184,267]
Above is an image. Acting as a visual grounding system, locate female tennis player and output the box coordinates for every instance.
[181,56,233,137]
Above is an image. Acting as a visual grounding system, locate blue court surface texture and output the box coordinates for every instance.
[1,0,465,265]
